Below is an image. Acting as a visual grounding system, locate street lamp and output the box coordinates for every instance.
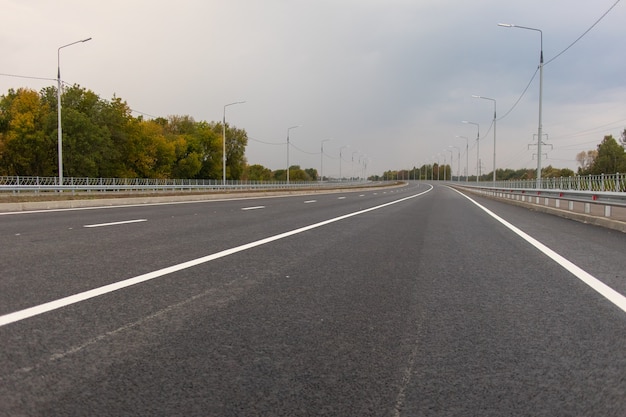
[223,101,245,186]
[499,23,543,188]
[472,95,497,184]
[462,121,480,181]
[286,125,301,184]
[339,145,350,182]
[320,139,330,181]
[445,148,453,181]
[57,37,91,186]
[351,151,359,181]
[449,146,460,181]
[455,135,469,182]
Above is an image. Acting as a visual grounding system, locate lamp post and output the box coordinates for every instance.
[455,135,469,182]
[57,37,91,186]
[462,121,480,181]
[472,95,497,184]
[351,151,359,181]
[286,125,300,184]
[445,148,453,181]
[223,101,245,186]
[499,23,543,188]
[320,139,330,181]
[449,146,460,181]
[339,145,350,182]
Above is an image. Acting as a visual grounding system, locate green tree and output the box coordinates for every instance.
[118,118,174,178]
[60,85,111,177]
[304,167,318,181]
[589,135,626,174]
[98,95,134,177]
[245,164,273,181]
[273,169,287,181]
[0,88,55,176]
[195,121,221,179]
[210,122,248,180]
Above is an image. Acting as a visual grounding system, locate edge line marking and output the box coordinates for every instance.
[450,187,626,313]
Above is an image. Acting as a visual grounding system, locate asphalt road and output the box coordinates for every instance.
[0,183,624,416]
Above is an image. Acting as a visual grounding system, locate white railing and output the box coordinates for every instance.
[0,176,376,193]
[475,173,625,193]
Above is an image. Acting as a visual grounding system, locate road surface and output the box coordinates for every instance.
[1,183,625,416]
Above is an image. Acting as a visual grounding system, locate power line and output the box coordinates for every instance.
[290,141,318,156]
[497,1,621,122]
[497,68,539,122]
[248,136,284,146]
[0,72,56,82]
[545,0,622,66]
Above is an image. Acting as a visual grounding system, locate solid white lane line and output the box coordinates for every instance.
[84,219,147,228]
[452,188,626,314]
[241,206,265,211]
[0,186,433,327]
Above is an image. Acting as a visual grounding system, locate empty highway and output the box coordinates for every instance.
[0,183,625,416]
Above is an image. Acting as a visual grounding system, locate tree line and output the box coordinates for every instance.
[0,86,319,181]
[377,130,626,182]
[576,131,626,175]
[376,164,576,182]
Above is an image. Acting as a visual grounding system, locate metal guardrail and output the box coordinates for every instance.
[0,175,375,193]
[484,173,626,193]
[451,175,626,229]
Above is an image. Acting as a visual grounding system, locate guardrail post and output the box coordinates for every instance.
[600,173,604,191]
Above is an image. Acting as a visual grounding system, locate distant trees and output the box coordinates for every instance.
[0,86,239,180]
[577,132,626,175]
[0,86,322,181]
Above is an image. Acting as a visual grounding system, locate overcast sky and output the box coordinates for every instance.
[2,0,625,178]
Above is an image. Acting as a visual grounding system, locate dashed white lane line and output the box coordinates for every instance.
[84,219,147,228]
[451,187,626,314]
[338,196,347,200]
[241,206,265,211]
[0,186,433,327]
[304,200,317,204]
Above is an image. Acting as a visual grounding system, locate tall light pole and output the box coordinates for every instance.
[351,151,359,181]
[472,95,497,184]
[57,37,91,186]
[445,148,453,181]
[462,121,480,181]
[449,146,460,181]
[455,136,469,182]
[339,145,350,182]
[320,139,330,181]
[499,23,543,188]
[286,125,300,184]
[223,101,245,186]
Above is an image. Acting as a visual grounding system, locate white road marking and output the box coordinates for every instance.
[338,196,346,200]
[304,200,317,204]
[452,187,626,314]
[84,219,147,228]
[241,206,265,211]
[0,186,433,327]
